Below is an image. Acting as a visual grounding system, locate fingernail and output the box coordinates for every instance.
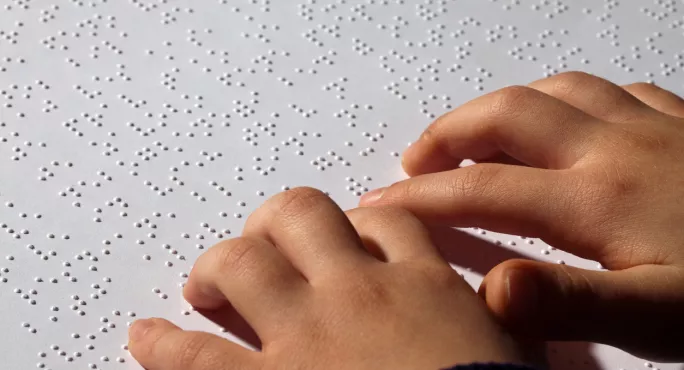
[359,187,386,205]
[129,319,156,342]
[504,269,538,322]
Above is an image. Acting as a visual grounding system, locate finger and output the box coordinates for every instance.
[622,82,684,118]
[361,164,608,263]
[243,187,376,279]
[402,85,600,176]
[362,163,578,243]
[184,237,308,339]
[345,207,443,263]
[528,71,651,123]
[480,260,684,362]
[129,318,258,370]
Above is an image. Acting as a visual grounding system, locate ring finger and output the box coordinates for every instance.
[183,237,308,340]
[622,82,684,118]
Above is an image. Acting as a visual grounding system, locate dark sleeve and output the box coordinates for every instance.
[443,363,537,370]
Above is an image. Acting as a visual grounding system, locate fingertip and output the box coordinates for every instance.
[181,282,203,307]
[400,142,421,175]
[481,264,509,315]
[359,187,386,206]
[401,140,446,176]
[129,318,184,368]
[402,127,469,176]
[482,260,539,325]
[129,318,158,344]
[128,318,178,360]
[182,279,227,310]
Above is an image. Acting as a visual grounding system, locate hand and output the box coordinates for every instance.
[128,188,525,370]
[359,72,684,362]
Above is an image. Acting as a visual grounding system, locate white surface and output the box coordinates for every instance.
[1,1,683,369]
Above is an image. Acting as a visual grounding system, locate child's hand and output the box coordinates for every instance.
[359,72,684,361]
[128,188,526,370]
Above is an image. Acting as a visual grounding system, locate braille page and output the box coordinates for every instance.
[1,1,682,370]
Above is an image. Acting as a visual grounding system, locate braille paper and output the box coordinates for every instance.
[1,1,682,369]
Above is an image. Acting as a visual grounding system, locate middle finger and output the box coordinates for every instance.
[243,187,376,280]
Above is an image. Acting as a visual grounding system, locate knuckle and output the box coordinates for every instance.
[273,186,329,216]
[626,82,656,92]
[555,70,593,80]
[484,85,535,119]
[553,71,593,85]
[450,164,503,199]
[549,71,594,94]
[386,179,428,202]
[625,82,663,99]
[210,238,260,277]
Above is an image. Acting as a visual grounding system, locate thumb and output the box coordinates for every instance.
[480,259,684,362]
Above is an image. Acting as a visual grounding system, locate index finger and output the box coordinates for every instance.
[360,163,605,262]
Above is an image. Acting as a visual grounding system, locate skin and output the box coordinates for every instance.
[359,72,684,362]
[128,188,526,370]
